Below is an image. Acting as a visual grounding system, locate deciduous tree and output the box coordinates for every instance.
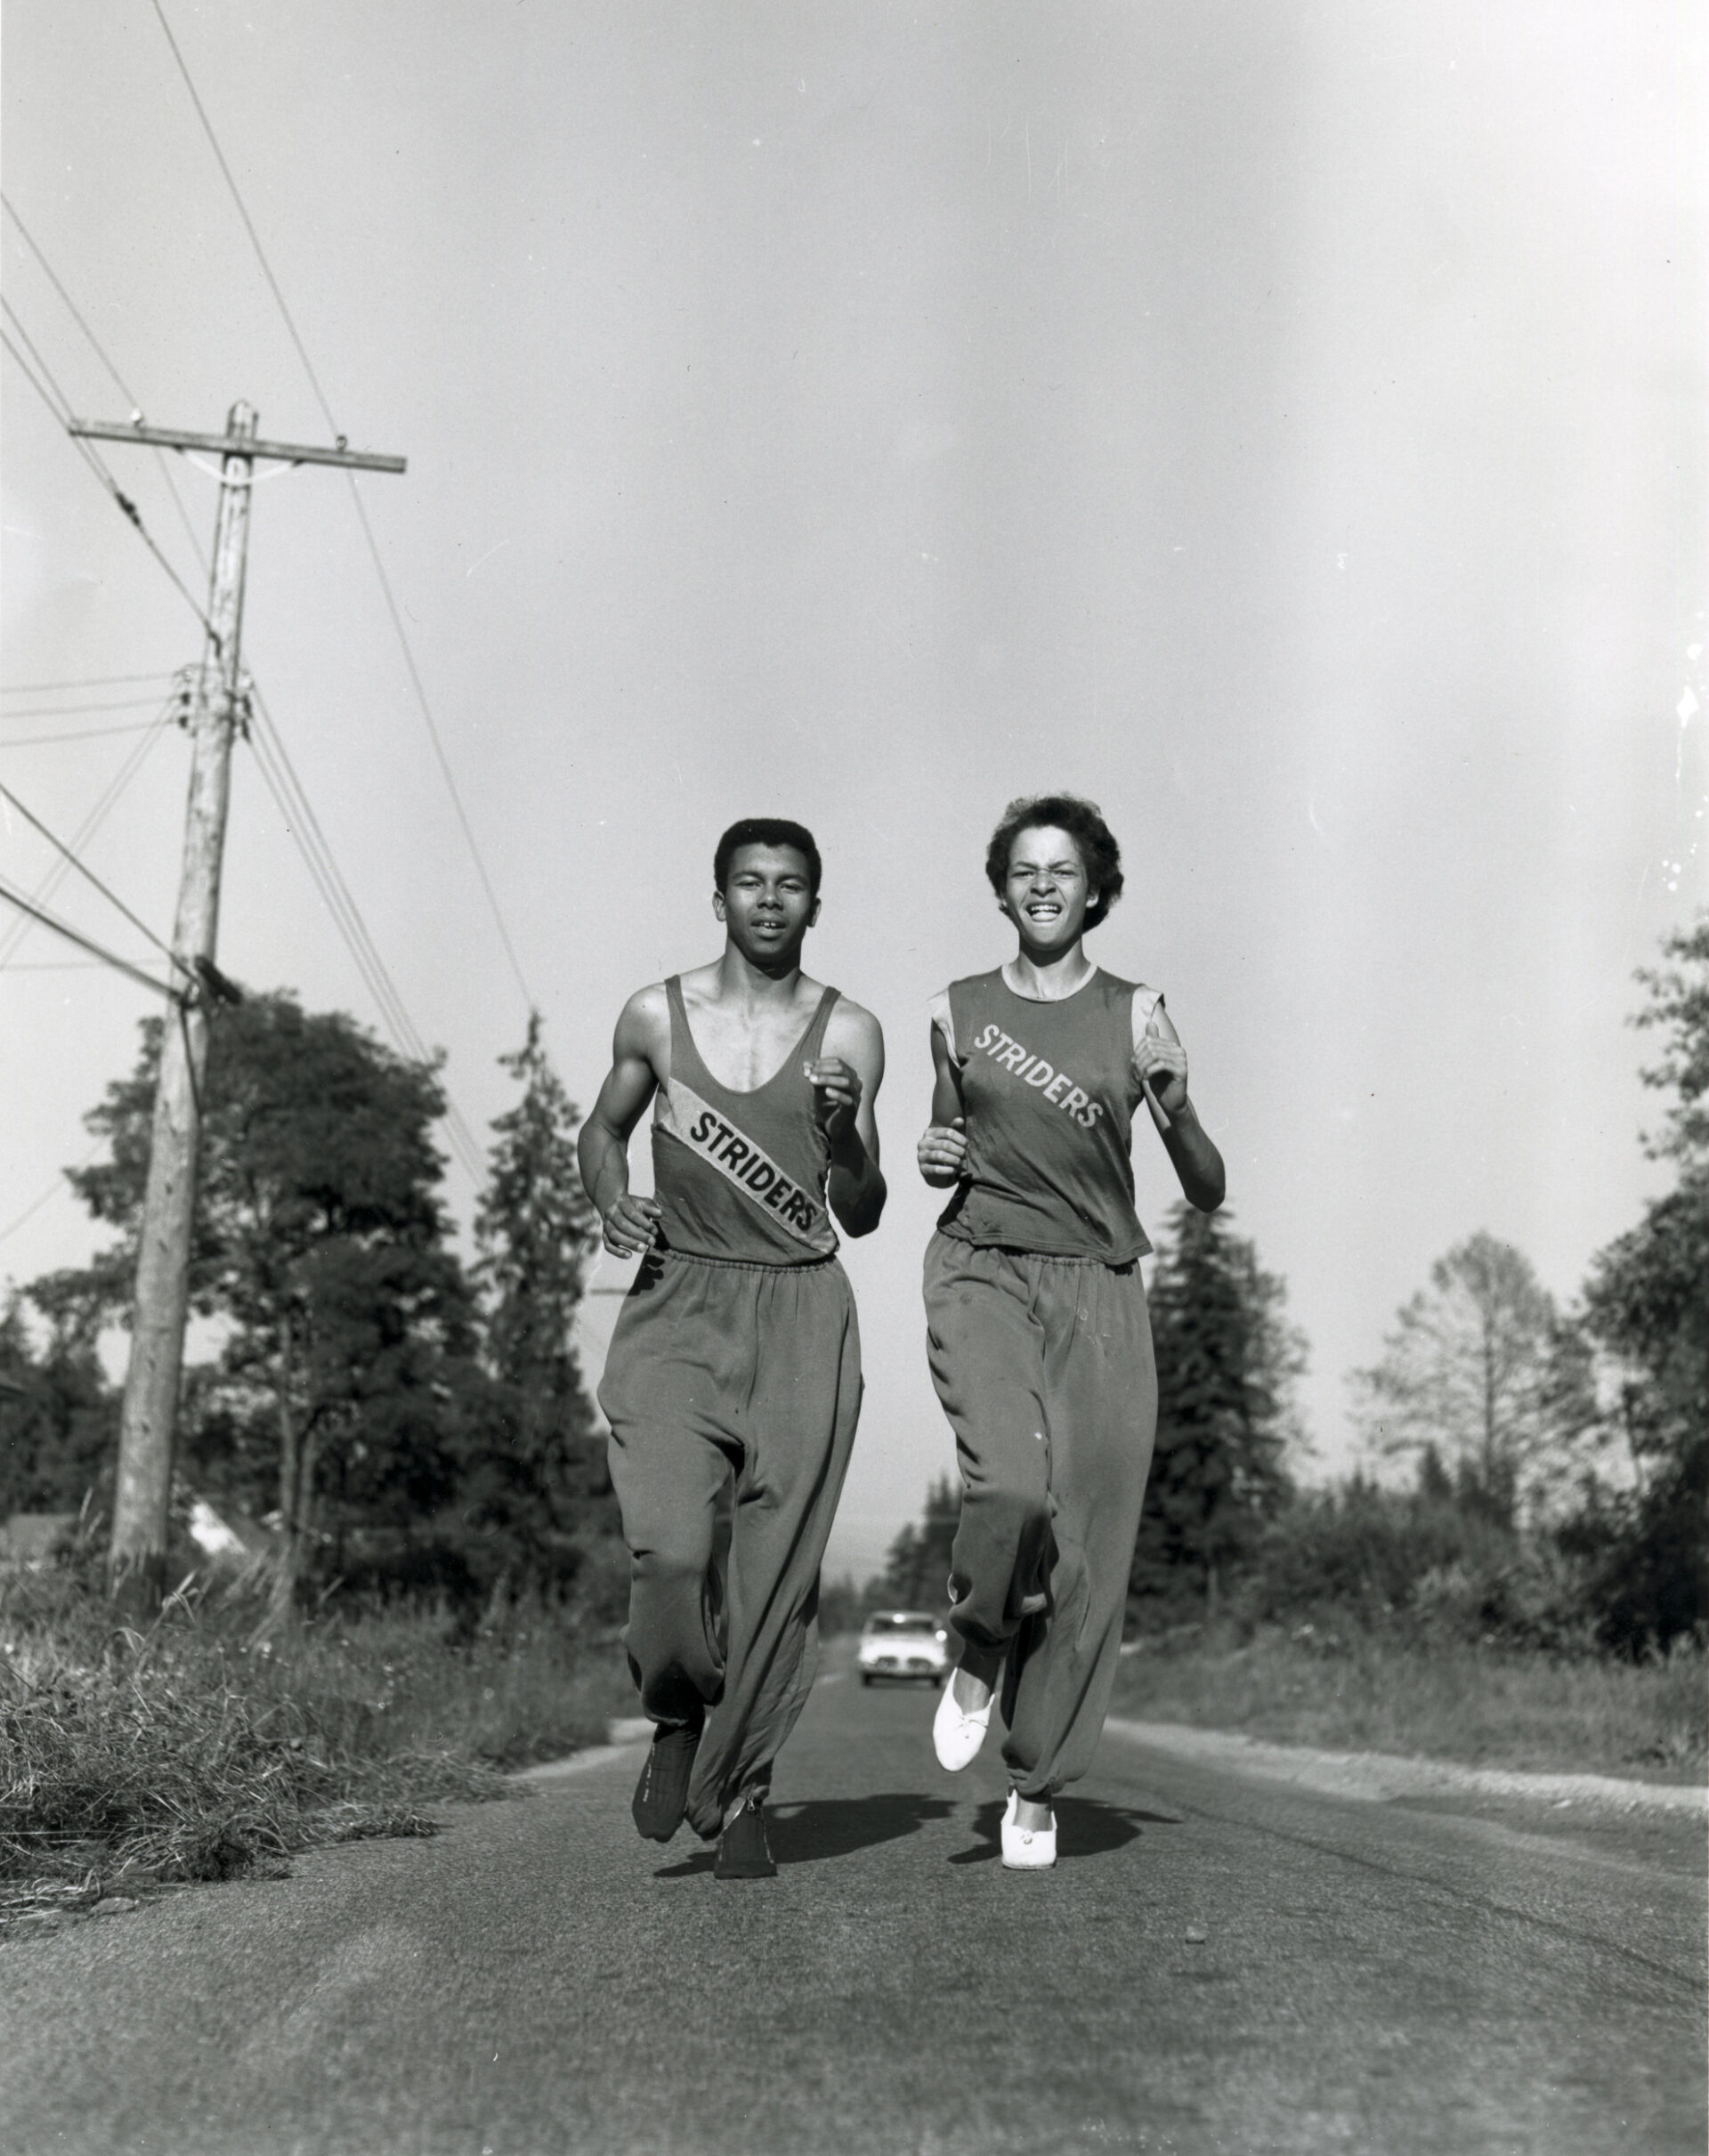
[0,1289,115,1517]
[57,995,480,1618]
[1351,1232,1565,1525]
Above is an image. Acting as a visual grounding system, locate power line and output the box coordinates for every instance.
[3,185,211,576]
[142,3,535,1015]
[2,192,138,408]
[344,477,537,1010]
[0,312,215,644]
[243,701,421,1052]
[2,306,213,638]
[0,875,176,1000]
[5,64,494,1190]
[0,777,190,981]
[3,673,178,694]
[0,296,212,635]
[0,1176,71,1246]
[2,719,173,750]
[244,686,486,1183]
[3,695,179,720]
[0,717,173,968]
[147,0,341,441]
[0,309,71,418]
[0,1146,104,1250]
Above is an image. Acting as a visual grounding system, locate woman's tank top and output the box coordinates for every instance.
[651,975,841,1264]
[934,967,1161,1262]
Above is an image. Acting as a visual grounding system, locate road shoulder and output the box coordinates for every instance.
[1105,1717,1707,1815]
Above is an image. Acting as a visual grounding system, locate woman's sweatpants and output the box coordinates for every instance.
[923,1230,1158,1803]
[599,1249,863,1841]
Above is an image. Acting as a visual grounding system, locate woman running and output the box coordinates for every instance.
[918,795,1225,1868]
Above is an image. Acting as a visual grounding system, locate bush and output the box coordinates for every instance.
[1111,1624,1708,1777]
[1559,1444,1709,1657]
[0,1561,630,1915]
[1235,1480,1518,1625]
[1133,1476,1609,1655]
[1404,1544,1600,1654]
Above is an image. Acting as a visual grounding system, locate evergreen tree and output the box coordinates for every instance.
[1573,915,1709,1647]
[1130,1204,1301,1613]
[472,1014,603,1554]
[879,1474,961,1609]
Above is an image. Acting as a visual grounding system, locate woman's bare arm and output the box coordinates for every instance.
[1133,1003,1225,1212]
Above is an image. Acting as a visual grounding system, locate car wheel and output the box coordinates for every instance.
[860,1673,872,1687]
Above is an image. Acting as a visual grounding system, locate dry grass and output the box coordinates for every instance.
[1111,1624,1709,1780]
[0,1568,634,1925]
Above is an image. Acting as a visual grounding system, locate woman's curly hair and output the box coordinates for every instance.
[984,795,1124,932]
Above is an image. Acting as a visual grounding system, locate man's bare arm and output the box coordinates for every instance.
[808,999,887,1237]
[918,1021,968,1188]
[577,987,668,1258]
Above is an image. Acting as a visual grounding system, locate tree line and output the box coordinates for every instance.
[1,999,621,1622]
[871,917,1708,1658]
[7,917,1705,1649]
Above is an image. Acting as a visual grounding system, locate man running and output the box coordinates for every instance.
[579,818,886,1879]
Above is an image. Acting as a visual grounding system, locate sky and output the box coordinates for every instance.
[3,1,1703,1581]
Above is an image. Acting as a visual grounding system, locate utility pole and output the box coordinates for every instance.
[67,403,406,1618]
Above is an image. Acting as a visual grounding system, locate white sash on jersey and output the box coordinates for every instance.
[657,1078,835,1253]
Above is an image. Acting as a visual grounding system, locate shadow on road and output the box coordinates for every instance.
[653,1795,957,1877]
[653,1850,719,1877]
[948,1795,1181,1867]
[772,1794,958,1865]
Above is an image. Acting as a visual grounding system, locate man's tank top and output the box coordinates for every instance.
[651,975,841,1264]
[934,967,1161,1262]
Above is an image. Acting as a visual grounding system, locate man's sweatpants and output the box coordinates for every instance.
[923,1230,1158,1802]
[599,1249,862,1840]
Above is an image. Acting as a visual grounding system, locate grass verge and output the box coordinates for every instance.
[1111,1624,1708,1781]
[1,1568,635,1931]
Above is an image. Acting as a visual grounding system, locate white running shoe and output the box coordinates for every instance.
[1000,1788,1057,1870]
[932,1671,993,1771]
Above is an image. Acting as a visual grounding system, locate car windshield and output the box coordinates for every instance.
[864,1615,938,1634]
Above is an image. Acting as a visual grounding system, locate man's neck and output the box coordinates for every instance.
[715,943,807,1007]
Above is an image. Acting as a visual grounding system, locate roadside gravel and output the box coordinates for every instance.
[1106,1717,1708,1814]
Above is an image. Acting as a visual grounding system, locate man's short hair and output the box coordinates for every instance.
[984,795,1124,931]
[714,818,823,897]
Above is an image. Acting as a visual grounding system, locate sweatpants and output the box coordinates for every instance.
[599,1248,863,1840]
[923,1230,1158,1802]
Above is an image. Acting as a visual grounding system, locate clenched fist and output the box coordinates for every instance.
[917,1115,968,1187]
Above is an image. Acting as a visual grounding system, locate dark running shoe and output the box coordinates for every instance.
[631,1721,701,1843]
[714,1795,777,1880]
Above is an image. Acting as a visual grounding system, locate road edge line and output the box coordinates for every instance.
[1104,1718,1708,1815]
[516,1719,653,1782]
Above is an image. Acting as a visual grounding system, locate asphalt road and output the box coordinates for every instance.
[4,1649,1705,2156]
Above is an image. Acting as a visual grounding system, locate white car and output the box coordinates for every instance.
[857,1609,951,1686]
